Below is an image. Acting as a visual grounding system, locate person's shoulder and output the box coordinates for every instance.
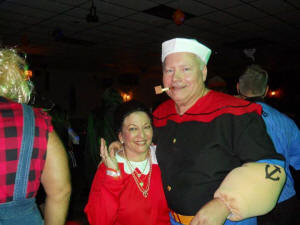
[207,90,262,115]
[0,96,21,109]
[259,102,298,128]
[33,107,52,120]
[32,107,53,131]
[153,99,174,117]
[209,90,248,105]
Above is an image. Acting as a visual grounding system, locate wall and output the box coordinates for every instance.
[30,63,166,120]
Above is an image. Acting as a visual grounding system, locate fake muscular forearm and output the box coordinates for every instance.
[214,162,286,221]
[190,198,230,225]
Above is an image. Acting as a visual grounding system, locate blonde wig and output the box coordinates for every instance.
[0,48,33,103]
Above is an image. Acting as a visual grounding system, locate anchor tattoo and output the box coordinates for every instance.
[265,164,281,181]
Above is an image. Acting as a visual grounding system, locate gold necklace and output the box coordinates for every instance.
[125,151,149,179]
[124,151,152,198]
[137,155,149,178]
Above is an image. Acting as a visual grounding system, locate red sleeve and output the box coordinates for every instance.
[84,163,124,225]
[33,107,54,132]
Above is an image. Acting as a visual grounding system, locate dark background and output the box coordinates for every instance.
[1,1,300,224]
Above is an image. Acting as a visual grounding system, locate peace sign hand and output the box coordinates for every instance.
[100,138,119,171]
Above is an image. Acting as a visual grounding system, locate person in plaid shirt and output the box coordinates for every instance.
[0,48,71,225]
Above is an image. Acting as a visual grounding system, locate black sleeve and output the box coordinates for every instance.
[233,112,285,163]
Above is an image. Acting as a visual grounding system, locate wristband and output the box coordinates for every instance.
[106,168,121,177]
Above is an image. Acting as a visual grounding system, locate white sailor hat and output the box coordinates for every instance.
[161,38,212,64]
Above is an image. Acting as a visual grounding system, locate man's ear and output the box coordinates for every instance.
[263,85,269,98]
[202,65,208,82]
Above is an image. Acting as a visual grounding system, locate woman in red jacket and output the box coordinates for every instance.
[84,101,170,225]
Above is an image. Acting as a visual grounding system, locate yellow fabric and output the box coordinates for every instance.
[214,162,286,221]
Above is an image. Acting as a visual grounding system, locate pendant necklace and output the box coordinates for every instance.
[124,150,152,198]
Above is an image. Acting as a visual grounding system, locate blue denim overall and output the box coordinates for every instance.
[0,104,43,225]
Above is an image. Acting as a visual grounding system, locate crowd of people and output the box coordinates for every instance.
[1,36,299,225]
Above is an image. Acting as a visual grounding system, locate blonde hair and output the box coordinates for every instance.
[0,48,33,103]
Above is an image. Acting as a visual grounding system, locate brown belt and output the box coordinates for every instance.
[171,210,194,225]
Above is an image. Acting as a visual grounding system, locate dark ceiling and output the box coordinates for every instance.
[1,0,300,77]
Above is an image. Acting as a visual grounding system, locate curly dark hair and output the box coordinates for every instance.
[113,100,152,136]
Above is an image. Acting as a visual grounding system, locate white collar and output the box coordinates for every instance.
[116,145,157,175]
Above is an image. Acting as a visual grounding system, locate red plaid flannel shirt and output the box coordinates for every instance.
[0,97,53,203]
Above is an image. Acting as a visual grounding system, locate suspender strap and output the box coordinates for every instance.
[13,104,35,201]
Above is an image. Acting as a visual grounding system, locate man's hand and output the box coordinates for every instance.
[190,198,230,225]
